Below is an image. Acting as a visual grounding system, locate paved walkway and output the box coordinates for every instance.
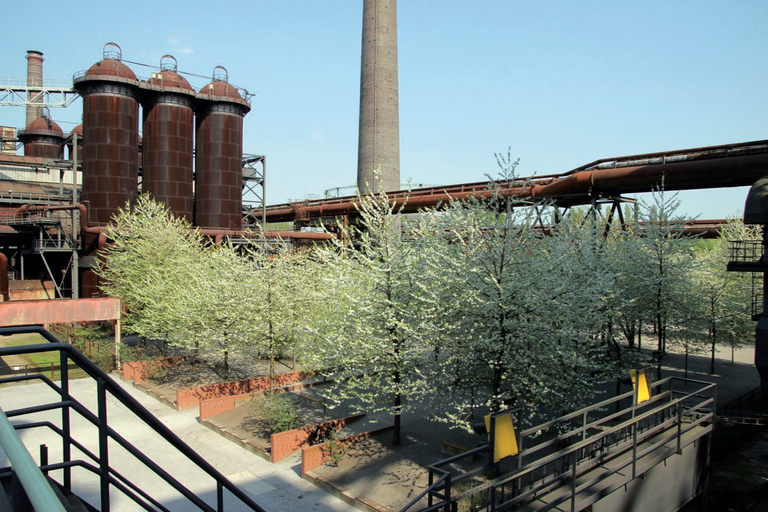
[0,374,357,512]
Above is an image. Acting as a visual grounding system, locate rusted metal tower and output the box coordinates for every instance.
[357,0,401,194]
[194,66,251,230]
[73,42,141,227]
[141,55,196,223]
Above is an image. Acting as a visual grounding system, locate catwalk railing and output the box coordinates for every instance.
[401,376,716,512]
[0,325,265,512]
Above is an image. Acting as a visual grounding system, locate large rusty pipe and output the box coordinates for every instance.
[264,145,768,223]
[0,252,9,302]
[197,229,335,244]
[16,203,105,237]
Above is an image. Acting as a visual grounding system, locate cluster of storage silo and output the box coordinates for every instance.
[71,43,250,230]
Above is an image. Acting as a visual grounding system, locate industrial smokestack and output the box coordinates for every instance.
[357,0,400,194]
[25,50,44,127]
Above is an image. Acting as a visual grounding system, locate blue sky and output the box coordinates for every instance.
[1,0,766,219]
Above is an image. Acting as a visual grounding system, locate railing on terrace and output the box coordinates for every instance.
[0,325,265,512]
[718,386,768,425]
[0,337,113,381]
[401,377,716,512]
[729,240,763,266]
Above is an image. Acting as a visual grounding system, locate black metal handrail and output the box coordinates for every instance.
[402,377,716,512]
[0,325,266,512]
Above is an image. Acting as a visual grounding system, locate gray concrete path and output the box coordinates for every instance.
[0,374,357,512]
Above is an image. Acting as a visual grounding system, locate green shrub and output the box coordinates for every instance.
[325,430,346,467]
[251,394,303,434]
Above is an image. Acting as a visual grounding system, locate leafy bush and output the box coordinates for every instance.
[251,394,303,434]
[324,430,346,467]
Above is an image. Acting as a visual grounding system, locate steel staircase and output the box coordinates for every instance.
[0,325,265,512]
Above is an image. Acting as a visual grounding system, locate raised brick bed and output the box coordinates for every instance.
[176,371,315,410]
[122,356,193,383]
[301,424,395,477]
[271,413,366,463]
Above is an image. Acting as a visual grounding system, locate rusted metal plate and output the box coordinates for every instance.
[0,297,121,326]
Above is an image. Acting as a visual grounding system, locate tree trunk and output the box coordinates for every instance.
[393,392,401,446]
[268,283,275,393]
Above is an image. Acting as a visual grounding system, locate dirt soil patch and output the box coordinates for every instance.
[133,347,301,407]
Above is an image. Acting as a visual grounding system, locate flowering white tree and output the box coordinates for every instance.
[306,188,433,445]
[620,189,698,376]
[691,219,758,372]
[248,246,323,390]
[96,195,204,350]
[418,179,615,429]
[180,242,265,377]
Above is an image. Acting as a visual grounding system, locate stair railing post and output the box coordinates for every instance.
[59,349,72,491]
[40,444,49,475]
[570,449,578,512]
[97,377,111,512]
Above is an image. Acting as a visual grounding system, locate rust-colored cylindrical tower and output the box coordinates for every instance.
[141,55,196,221]
[25,50,44,128]
[17,115,64,159]
[357,0,401,194]
[194,67,250,230]
[73,43,140,226]
[66,124,83,161]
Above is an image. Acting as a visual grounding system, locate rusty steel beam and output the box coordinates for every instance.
[0,297,121,326]
[264,140,768,223]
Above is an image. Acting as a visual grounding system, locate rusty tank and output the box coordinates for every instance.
[73,42,140,226]
[141,55,196,221]
[193,66,251,230]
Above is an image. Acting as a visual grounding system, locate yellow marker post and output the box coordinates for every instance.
[485,412,519,463]
[630,369,651,405]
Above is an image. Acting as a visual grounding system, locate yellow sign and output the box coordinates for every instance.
[484,412,519,462]
[630,369,651,404]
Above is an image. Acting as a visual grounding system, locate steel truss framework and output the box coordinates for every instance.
[242,154,266,229]
[0,79,79,108]
[0,208,80,298]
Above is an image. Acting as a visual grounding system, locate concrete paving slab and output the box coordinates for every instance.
[0,374,357,511]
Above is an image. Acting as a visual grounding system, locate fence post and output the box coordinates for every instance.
[60,350,72,491]
[97,378,110,512]
[677,403,683,454]
[631,421,638,479]
[571,450,578,512]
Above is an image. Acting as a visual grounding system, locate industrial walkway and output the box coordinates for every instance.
[0,375,357,512]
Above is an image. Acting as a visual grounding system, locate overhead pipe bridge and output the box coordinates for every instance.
[263,139,768,224]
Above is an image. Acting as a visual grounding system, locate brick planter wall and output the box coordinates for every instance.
[270,413,366,463]
[301,424,394,477]
[199,392,253,419]
[122,356,192,383]
[176,371,315,410]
